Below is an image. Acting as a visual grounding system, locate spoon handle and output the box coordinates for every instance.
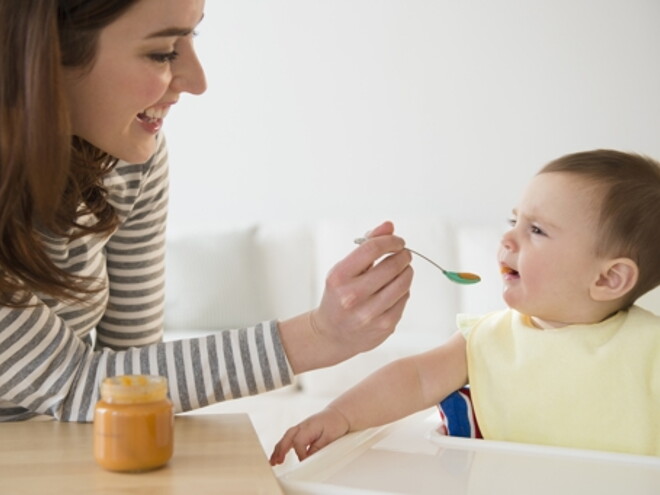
[354,237,447,273]
[406,248,448,274]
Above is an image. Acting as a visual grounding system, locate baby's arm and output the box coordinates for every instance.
[270,331,468,465]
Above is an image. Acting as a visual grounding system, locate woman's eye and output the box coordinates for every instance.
[149,51,179,63]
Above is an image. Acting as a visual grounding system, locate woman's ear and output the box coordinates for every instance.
[590,258,639,302]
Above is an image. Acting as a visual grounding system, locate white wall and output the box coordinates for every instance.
[163,0,660,312]
[165,0,660,230]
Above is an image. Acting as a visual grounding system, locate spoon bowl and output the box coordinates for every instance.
[354,237,481,285]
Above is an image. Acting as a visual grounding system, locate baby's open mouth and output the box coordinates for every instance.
[501,266,519,276]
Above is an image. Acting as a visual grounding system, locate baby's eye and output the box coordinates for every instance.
[530,225,545,236]
[149,51,179,63]
[507,218,517,227]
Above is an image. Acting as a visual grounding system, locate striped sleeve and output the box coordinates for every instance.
[78,321,294,421]
[0,302,293,421]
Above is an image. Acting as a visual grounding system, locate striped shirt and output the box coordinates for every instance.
[0,134,293,422]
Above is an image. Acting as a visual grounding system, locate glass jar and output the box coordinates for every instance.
[93,375,174,472]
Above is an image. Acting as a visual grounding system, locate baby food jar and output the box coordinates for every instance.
[93,375,174,472]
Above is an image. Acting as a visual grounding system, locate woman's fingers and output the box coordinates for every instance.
[334,232,407,282]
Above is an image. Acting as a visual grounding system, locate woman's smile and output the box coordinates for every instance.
[136,103,175,134]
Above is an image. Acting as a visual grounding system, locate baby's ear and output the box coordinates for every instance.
[590,258,639,302]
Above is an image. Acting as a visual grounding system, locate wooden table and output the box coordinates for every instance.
[0,414,283,494]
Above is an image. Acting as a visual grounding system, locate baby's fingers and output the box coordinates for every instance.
[292,433,315,461]
[269,410,351,465]
[270,423,323,465]
[269,426,300,465]
[305,432,336,458]
[298,422,351,461]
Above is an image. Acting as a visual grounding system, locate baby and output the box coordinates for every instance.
[270,149,660,464]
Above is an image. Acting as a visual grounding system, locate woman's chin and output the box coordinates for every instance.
[112,142,156,164]
[76,142,155,165]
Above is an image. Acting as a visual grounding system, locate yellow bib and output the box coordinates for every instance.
[460,306,660,456]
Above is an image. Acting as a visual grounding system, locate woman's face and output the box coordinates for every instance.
[64,0,207,163]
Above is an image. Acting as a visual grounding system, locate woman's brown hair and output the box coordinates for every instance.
[539,149,660,306]
[0,0,139,306]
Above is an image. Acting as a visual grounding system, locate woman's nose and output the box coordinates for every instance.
[171,49,207,95]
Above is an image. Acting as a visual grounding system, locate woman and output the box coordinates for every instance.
[0,0,412,421]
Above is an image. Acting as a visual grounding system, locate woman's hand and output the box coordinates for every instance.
[314,220,413,354]
[279,221,413,373]
[269,407,351,465]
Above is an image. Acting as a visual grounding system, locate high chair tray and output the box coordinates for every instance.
[277,409,660,495]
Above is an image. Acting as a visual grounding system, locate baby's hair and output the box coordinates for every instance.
[539,150,660,305]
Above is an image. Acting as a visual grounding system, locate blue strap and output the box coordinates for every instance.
[439,389,473,438]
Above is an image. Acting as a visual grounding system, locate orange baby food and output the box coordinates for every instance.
[93,375,173,472]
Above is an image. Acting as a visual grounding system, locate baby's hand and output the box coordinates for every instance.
[269,407,350,465]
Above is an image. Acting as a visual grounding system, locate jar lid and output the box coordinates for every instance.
[100,375,168,404]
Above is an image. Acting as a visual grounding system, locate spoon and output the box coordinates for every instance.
[354,237,481,285]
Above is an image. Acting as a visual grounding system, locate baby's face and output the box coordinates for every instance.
[498,172,607,328]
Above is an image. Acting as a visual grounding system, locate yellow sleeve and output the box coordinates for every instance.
[456,313,483,340]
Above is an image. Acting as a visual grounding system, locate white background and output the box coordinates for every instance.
[163,0,660,310]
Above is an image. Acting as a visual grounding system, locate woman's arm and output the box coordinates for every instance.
[270,331,468,464]
[0,294,292,422]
